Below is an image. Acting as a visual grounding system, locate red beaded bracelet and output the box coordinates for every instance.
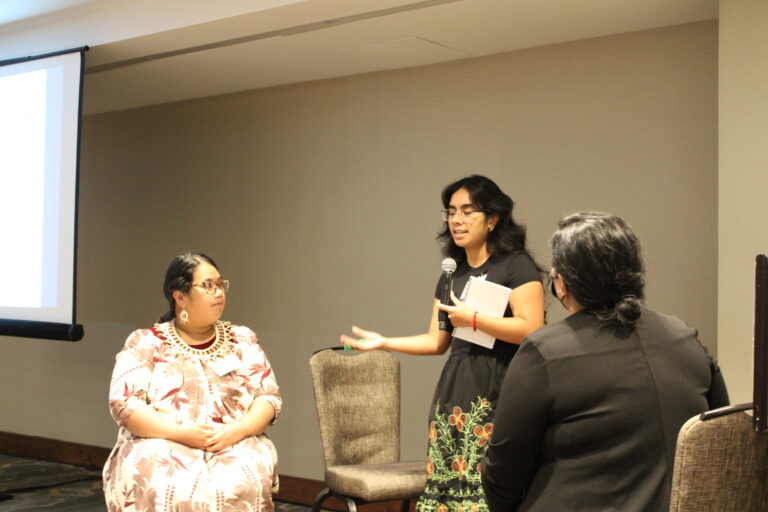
[472,311,478,331]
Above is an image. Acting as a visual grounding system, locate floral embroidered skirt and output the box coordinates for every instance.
[415,342,515,512]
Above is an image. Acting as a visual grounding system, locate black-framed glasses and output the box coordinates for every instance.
[440,208,482,222]
[192,279,229,295]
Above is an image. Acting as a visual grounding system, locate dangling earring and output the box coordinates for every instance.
[179,309,189,324]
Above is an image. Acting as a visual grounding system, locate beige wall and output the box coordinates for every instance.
[718,0,768,405]
[0,21,718,480]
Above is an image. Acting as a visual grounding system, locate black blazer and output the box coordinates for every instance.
[481,309,729,512]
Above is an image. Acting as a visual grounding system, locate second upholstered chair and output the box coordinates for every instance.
[309,348,426,512]
[670,405,768,512]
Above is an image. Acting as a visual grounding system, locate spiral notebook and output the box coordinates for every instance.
[453,275,512,349]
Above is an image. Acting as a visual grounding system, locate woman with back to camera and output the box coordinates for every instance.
[342,175,545,512]
[481,212,730,512]
[103,252,281,512]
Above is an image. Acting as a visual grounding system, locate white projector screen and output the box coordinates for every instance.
[0,47,86,341]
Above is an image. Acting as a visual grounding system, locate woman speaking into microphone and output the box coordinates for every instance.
[342,175,544,512]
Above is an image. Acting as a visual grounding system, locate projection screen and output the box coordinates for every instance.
[0,47,86,341]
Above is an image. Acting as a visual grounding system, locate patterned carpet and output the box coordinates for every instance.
[0,454,311,511]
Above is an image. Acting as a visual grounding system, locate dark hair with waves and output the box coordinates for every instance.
[437,174,534,263]
[551,211,645,330]
[158,252,219,323]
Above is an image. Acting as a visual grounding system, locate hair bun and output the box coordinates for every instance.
[614,295,642,328]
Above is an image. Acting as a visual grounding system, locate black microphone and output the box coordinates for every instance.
[438,258,457,331]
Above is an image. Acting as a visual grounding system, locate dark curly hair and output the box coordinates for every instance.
[551,211,645,329]
[158,252,219,323]
[437,175,533,262]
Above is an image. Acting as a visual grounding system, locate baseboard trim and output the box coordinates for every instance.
[0,430,110,469]
[0,431,412,510]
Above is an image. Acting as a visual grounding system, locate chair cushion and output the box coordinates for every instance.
[326,460,426,501]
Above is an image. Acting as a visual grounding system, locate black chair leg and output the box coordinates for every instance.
[400,498,411,512]
[311,488,332,512]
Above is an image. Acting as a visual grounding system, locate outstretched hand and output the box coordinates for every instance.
[437,291,475,328]
[340,325,387,351]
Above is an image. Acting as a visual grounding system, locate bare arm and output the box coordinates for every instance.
[124,404,214,449]
[341,299,452,355]
[126,399,277,453]
[439,281,545,344]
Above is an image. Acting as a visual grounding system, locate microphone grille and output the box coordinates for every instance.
[441,258,457,273]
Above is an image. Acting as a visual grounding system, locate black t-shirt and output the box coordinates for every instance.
[435,251,542,336]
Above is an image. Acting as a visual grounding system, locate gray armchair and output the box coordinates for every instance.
[309,348,426,512]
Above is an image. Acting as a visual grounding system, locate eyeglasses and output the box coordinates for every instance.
[192,279,230,295]
[440,208,482,222]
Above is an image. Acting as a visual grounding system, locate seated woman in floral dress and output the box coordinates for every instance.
[103,252,281,512]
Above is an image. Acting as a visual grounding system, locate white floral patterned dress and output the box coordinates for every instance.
[103,321,281,512]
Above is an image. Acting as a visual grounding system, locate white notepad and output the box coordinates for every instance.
[453,275,512,349]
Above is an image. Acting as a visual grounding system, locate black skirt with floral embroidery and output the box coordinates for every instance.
[415,339,517,512]
[420,252,541,511]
